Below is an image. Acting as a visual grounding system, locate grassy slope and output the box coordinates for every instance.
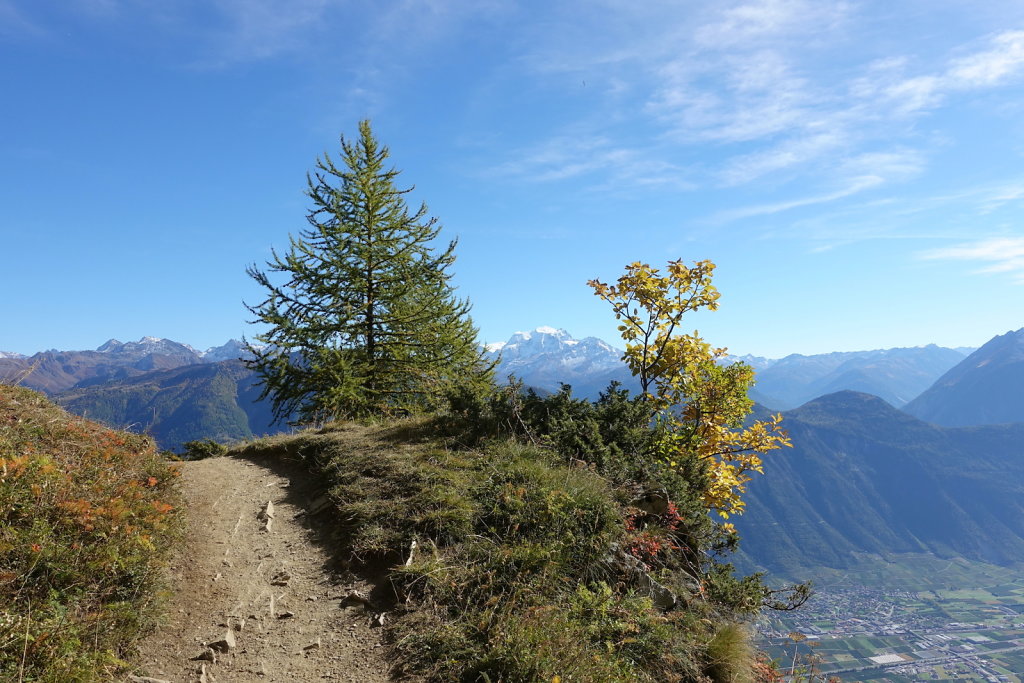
[0,386,181,681]
[234,419,761,682]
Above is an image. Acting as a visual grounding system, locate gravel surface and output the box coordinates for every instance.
[133,453,401,683]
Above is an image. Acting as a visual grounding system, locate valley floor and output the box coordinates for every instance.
[133,453,402,682]
[759,565,1024,682]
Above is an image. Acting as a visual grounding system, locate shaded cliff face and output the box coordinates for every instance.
[736,391,1024,575]
[903,328,1024,427]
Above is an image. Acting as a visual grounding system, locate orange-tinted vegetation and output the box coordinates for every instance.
[0,385,181,681]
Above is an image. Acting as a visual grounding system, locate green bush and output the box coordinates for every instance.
[180,438,228,460]
[235,372,805,680]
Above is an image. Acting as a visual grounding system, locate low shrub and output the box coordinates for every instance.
[180,438,228,460]
[238,417,766,681]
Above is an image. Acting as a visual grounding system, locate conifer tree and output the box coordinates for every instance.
[245,120,491,423]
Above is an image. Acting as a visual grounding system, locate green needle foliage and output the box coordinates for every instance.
[245,120,491,423]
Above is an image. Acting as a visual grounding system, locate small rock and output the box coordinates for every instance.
[190,648,216,662]
[258,501,275,531]
[633,489,669,515]
[127,676,171,683]
[199,662,215,683]
[208,629,236,653]
[369,612,386,628]
[269,571,291,586]
[303,638,322,652]
[277,610,295,619]
[339,590,371,608]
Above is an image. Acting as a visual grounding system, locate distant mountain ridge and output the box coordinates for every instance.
[485,327,635,399]
[55,359,278,453]
[903,328,1024,427]
[2,332,973,409]
[0,337,251,394]
[737,390,1024,576]
[747,345,969,409]
[485,327,970,410]
[0,338,264,451]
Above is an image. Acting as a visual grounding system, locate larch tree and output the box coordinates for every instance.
[244,120,491,423]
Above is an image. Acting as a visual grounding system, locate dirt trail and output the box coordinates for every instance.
[133,453,398,683]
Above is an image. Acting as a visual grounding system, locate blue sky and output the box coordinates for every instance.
[2,0,1023,358]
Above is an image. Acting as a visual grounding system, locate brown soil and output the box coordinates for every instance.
[133,452,404,683]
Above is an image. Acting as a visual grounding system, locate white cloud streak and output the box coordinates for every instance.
[508,3,1024,202]
[712,175,884,222]
[202,0,333,64]
[0,0,45,39]
[920,237,1024,284]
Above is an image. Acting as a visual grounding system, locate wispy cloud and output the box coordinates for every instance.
[0,0,45,39]
[509,3,1024,198]
[947,30,1024,88]
[712,175,883,222]
[920,237,1024,284]
[493,135,692,190]
[201,0,333,65]
[714,148,925,222]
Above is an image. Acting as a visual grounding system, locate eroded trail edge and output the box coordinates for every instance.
[134,454,394,683]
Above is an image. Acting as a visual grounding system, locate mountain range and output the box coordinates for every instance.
[0,337,249,394]
[3,325,1024,579]
[484,326,635,398]
[0,337,268,451]
[747,344,970,409]
[904,328,1024,427]
[56,360,277,452]
[0,328,1011,450]
[484,327,979,410]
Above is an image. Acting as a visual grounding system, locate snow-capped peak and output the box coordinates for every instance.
[96,337,200,357]
[484,326,632,399]
[201,339,254,362]
[0,350,25,360]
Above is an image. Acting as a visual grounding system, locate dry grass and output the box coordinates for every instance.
[0,386,182,681]
[236,418,761,682]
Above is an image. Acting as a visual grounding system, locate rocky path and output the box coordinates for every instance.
[133,453,397,683]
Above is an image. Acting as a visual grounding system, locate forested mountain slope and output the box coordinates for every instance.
[737,391,1024,575]
[56,359,280,452]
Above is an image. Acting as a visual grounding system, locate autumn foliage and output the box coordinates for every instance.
[0,385,181,680]
[588,259,791,522]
